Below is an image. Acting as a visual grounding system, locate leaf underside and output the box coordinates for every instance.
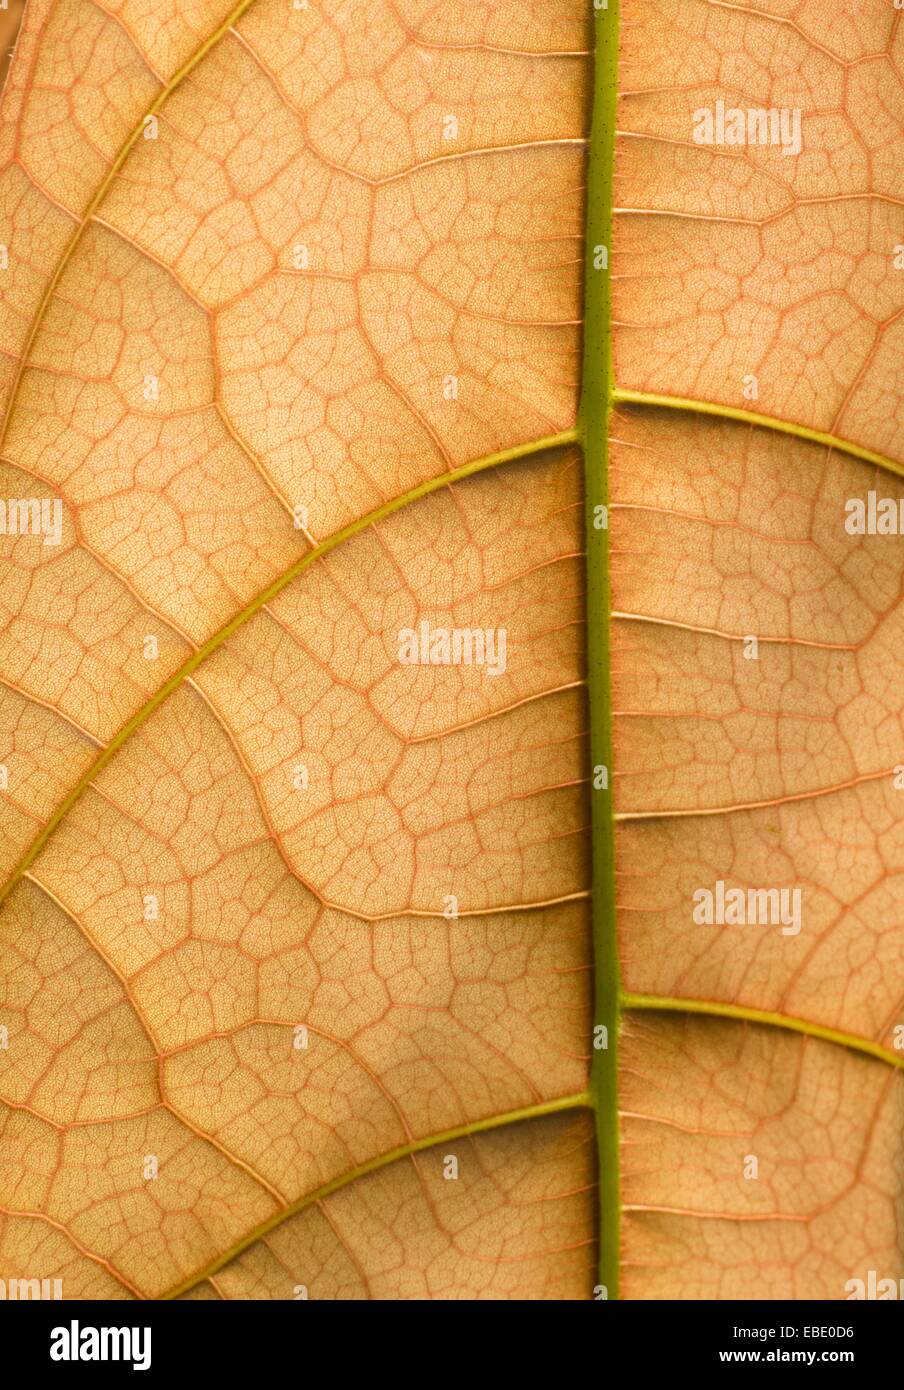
[0,0,901,1301]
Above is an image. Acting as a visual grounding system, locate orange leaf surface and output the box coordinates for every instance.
[0,0,901,1303]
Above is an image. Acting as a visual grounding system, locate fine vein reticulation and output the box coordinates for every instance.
[581,0,620,1302]
[0,427,578,916]
[1,0,903,1301]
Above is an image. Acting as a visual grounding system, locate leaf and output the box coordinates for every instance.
[0,0,901,1305]
[0,0,592,1301]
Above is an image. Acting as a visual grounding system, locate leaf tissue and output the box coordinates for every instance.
[0,0,901,1302]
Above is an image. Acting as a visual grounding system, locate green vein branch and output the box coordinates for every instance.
[0,430,578,910]
[160,1090,592,1300]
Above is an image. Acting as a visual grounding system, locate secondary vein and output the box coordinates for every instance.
[0,429,578,911]
[613,388,904,480]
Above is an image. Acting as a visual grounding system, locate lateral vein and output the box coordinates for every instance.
[158,1090,592,1300]
[621,992,904,1070]
[0,429,578,910]
[0,0,259,460]
[613,388,904,480]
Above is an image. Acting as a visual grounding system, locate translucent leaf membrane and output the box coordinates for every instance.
[620,1016,903,1301]
[607,410,904,1299]
[0,449,591,1297]
[0,0,592,1298]
[615,0,904,460]
[178,1110,596,1301]
[1,0,903,1302]
[611,407,904,1050]
[609,0,904,1301]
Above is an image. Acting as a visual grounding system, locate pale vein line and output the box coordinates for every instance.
[0,428,578,912]
[612,610,856,651]
[0,0,260,460]
[21,871,288,1205]
[616,192,904,227]
[230,29,587,189]
[159,1090,592,1300]
[614,765,896,822]
[384,0,590,60]
[0,1202,145,1298]
[0,676,104,747]
[407,680,586,744]
[704,0,890,69]
[621,1203,806,1224]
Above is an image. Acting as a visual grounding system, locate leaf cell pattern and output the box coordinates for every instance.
[0,0,901,1301]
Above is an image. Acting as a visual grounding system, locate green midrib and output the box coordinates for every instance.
[580,0,621,1301]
